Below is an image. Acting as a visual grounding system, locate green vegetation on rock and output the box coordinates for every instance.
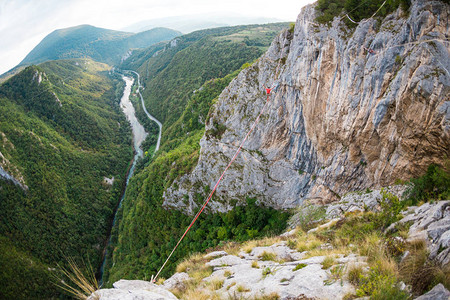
[315,0,411,25]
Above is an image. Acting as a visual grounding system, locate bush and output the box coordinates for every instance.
[376,190,403,229]
[295,205,327,231]
[406,163,450,205]
[356,265,408,299]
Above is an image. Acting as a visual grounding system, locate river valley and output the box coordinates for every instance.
[99,72,162,285]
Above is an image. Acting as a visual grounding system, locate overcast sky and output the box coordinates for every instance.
[0,0,315,75]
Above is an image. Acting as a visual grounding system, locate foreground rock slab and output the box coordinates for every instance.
[414,283,450,300]
[88,279,177,300]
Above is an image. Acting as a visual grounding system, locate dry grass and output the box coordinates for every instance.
[226,281,237,290]
[321,256,336,269]
[399,240,450,295]
[256,292,280,299]
[180,288,214,300]
[295,232,322,252]
[236,284,251,293]
[222,242,242,256]
[209,279,224,290]
[55,257,98,300]
[360,232,384,260]
[176,253,205,273]
[346,264,364,285]
[156,277,165,285]
[251,261,259,268]
[259,251,276,261]
[241,236,284,254]
[305,245,351,258]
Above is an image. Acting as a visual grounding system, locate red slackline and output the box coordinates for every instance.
[152,88,273,282]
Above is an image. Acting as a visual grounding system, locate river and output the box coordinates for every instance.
[98,73,162,286]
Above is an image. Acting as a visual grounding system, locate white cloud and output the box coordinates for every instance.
[0,0,315,75]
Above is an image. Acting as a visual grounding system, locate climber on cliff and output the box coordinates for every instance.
[263,85,272,95]
[363,46,376,55]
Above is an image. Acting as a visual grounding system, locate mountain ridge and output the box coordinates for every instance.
[17,25,181,69]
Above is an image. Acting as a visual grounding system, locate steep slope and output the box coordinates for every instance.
[0,60,132,298]
[17,25,181,68]
[165,0,450,212]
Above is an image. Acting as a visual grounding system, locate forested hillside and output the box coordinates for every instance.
[18,25,181,69]
[103,23,291,285]
[0,59,132,299]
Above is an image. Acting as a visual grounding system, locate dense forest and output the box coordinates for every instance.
[103,23,292,285]
[0,60,132,299]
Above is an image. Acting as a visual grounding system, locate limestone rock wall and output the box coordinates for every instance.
[164,0,450,213]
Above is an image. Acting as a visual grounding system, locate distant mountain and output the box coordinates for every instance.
[122,13,284,33]
[18,25,181,67]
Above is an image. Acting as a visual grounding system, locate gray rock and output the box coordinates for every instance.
[162,272,189,291]
[326,186,408,219]
[391,201,450,266]
[204,250,228,259]
[248,243,305,262]
[414,283,450,300]
[88,280,177,300]
[206,255,246,267]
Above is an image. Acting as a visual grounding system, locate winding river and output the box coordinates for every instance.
[99,72,162,286]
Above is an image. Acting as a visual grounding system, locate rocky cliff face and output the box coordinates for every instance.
[164,0,450,213]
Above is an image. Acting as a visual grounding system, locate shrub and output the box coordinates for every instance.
[406,163,450,205]
[296,205,326,231]
[356,265,408,299]
[288,22,295,33]
[376,190,403,229]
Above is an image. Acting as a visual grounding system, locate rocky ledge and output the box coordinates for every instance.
[90,200,450,300]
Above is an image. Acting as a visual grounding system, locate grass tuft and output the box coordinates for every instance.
[321,256,336,269]
[54,257,98,300]
[260,251,276,261]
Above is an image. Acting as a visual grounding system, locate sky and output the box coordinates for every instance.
[0,0,315,75]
